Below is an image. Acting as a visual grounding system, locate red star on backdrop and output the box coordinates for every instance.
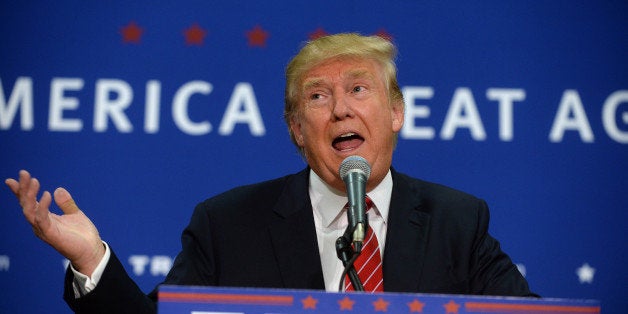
[372,297,390,312]
[301,295,318,310]
[444,300,460,314]
[309,27,329,40]
[184,23,207,46]
[246,25,269,47]
[374,29,394,41]
[407,299,425,312]
[338,296,355,311]
[120,21,143,44]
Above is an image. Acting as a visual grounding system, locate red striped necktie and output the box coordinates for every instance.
[345,196,384,292]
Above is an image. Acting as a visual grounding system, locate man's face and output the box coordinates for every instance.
[290,57,404,192]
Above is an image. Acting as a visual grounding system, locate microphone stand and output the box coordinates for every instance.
[336,227,364,292]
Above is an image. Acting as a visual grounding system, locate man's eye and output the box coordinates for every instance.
[352,86,365,93]
[310,93,322,100]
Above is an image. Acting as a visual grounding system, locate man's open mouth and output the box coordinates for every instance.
[332,133,364,151]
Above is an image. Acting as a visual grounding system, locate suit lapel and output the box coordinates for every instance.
[267,169,325,290]
[382,170,431,292]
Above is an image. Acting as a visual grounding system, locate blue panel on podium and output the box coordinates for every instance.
[158,285,600,314]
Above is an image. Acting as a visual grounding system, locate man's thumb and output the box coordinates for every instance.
[54,187,80,214]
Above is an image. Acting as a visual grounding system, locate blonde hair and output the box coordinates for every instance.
[284,33,404,146]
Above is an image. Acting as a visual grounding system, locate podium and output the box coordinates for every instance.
[158,285,600,314]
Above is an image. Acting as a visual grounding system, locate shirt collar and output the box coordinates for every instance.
[309,169,392,228]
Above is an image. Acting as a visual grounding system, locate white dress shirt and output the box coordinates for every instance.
[309,169,392,292]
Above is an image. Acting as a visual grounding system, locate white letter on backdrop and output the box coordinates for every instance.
[173,81,212,135]
[549,90,594,143]
[218,82,265,136]
[0,77,33,130]
[602,90,628,143]
[144,80,161,133]
[441,87,486,140]
[94,79,133,132]
[401,86,435,139]
[486,88,526,141]
[49,78,84,131]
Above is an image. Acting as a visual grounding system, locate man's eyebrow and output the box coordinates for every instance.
[302,78,325,91]
[301,69,375,91]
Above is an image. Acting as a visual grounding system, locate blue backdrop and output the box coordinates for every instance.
[1,1,626,313]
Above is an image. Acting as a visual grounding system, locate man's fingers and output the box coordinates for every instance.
[26,177,41,200]
[20,177,41,213]
[5,170,31,198]
[18,170,31,197]
[39,190,52,214]
[33,191,53,234]
[54,187,80,214]
[5,178,19,195]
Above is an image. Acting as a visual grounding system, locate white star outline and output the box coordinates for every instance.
[576,263,595,284]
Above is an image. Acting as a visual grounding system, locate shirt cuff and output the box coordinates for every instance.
[70,241,111,298]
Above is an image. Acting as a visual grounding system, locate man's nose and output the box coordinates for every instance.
[331,93,354,120]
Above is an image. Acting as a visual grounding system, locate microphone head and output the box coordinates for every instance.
[339,156,371,180]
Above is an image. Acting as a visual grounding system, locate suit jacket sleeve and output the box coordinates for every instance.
[62,200,218,314]
[384,171,537,297]
[468,199,537,296]
[63,249,156,314]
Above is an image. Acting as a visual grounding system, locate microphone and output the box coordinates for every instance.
[339,156,371,253]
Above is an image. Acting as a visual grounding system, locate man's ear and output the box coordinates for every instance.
[290,115,305,146]
[391,100,405,132]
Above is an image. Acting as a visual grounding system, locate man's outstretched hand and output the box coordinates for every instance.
[5,170,105,277]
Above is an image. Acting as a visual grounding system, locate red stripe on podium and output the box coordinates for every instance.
[158,291,294,306]
[465,302,601,313]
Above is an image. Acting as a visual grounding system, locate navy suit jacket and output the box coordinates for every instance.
[63,168,536,313]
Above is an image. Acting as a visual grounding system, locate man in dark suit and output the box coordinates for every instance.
[6,33,535,313]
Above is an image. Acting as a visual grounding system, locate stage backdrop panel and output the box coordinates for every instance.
[1,1,626,313]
